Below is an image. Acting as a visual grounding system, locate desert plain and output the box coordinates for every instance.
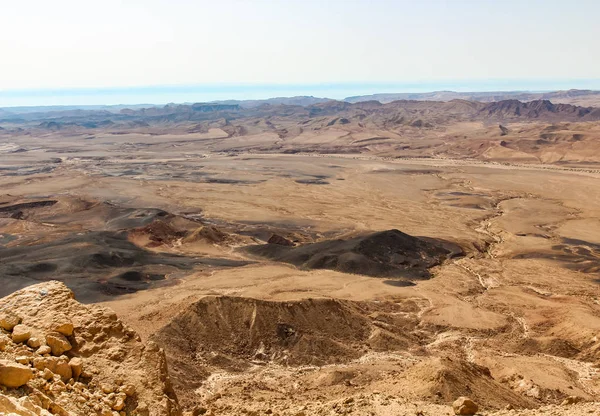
[0,96,600,415]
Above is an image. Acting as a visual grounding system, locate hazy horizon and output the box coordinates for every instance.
[2,0,599,107]
[2,79,600,108]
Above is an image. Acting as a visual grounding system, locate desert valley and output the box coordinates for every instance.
[1,91,600,416]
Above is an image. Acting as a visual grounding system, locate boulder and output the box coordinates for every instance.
[53,318,74,336]
[11,324,32,343]
[0,312,21,331]
[453,397,478,415]
[45,332,72,356]
[42,368,54,380]
[53,357,72,382]
[101,383,116,394]
[120,383,136,396]
[0,359,33,388]
[27,337,41,348]
[111,393,127,411]
[69,357,83,379]
[37,345,51,355]
[15,356,30,365]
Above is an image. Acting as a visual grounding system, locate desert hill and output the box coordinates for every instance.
[244,229,462,280]
[152,296,532,411]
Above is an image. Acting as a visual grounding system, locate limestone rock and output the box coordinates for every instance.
[33,356,72,382]
[15,356,30,365]
[53,318,74,337]
[111,393,127,411]
[120,384,136,396]
[45,332,72,356]
[69,357,83,379]
[452,397,478,415]
[0,359,33,388]
[0,334,9,351]
[42,368,54,380]
[11,324,32,343]
[0,312,21,331]
[101,383,116,394]
[37,345,51,355]
[0,394,44,415]
[0,281,182,415]
[54,357,72,382]
[27,337,41,348]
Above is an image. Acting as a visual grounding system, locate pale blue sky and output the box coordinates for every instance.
[1,0,599,106]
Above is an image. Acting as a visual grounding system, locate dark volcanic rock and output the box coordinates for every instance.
[0,230,250,301]
[267,234,295,246]
[0,200,57,214]
[245,229,462,280]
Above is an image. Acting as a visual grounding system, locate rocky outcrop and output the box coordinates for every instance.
[0,281,181,415]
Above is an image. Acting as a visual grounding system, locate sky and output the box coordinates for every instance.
[1,0,599,106]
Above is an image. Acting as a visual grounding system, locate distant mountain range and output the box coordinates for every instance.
[0,103,156,115]
[1,90,600,122]
[1,98,600,134]
[209,96,331,108]
[0,97,330,116]
[344,89,600,106]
